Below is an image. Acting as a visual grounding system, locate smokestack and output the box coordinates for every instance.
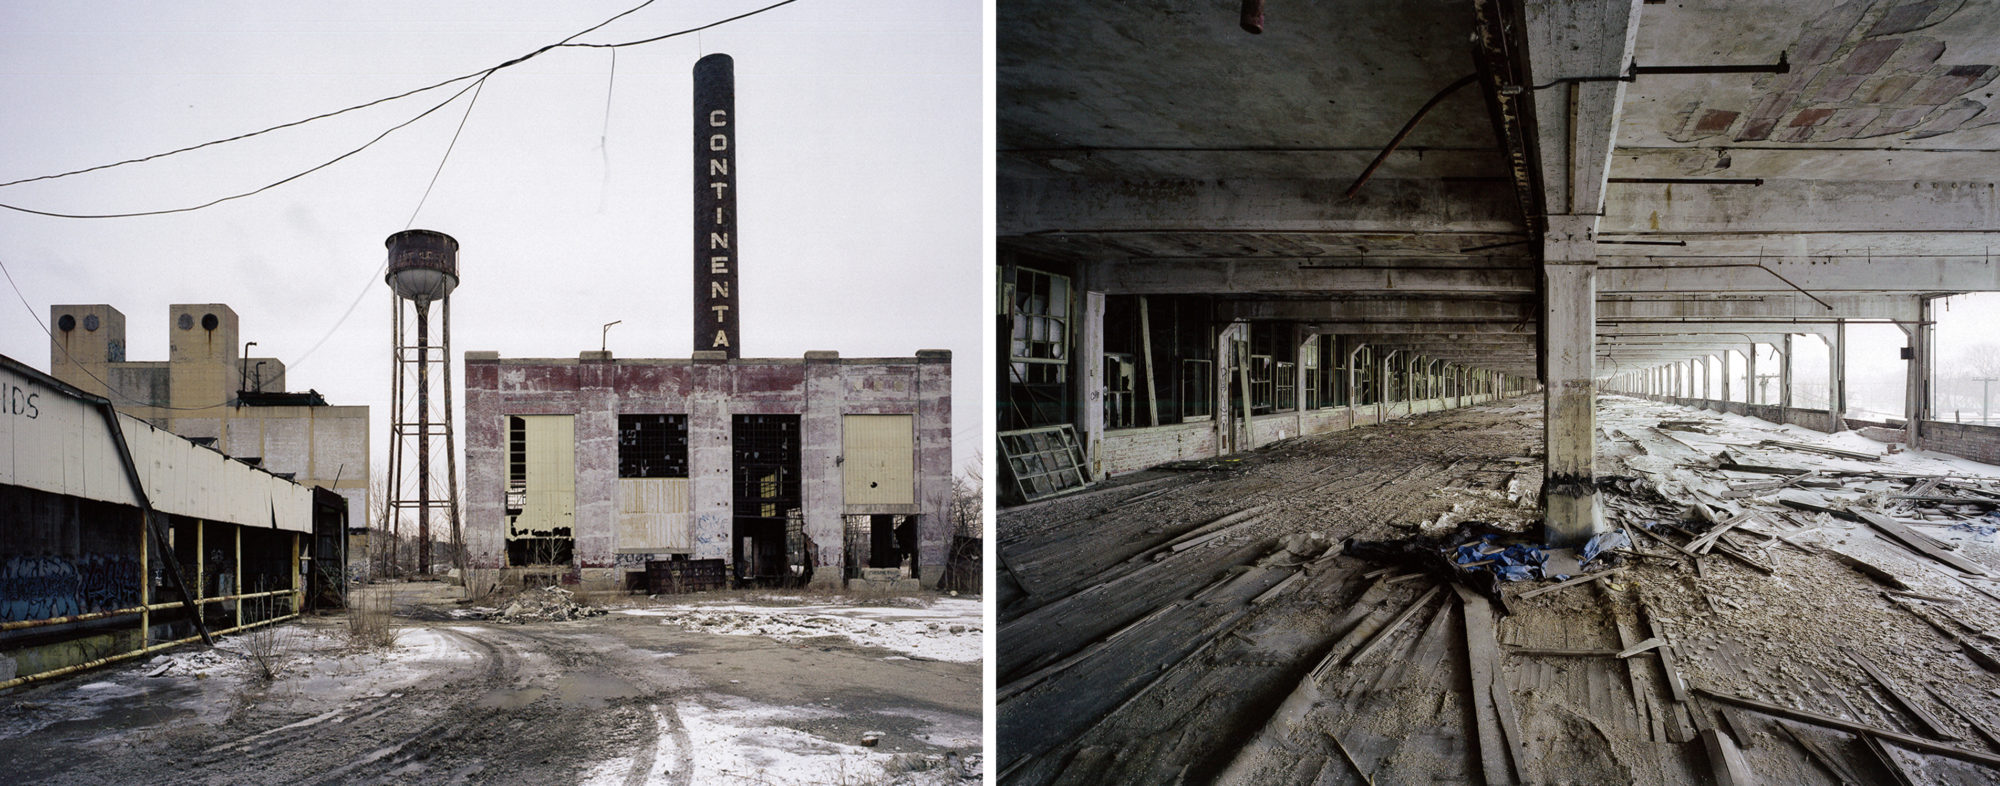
[694,53,740,358]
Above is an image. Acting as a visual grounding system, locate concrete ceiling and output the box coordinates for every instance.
[998,0,2000,380]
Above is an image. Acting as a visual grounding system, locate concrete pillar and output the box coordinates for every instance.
[914,350,953,588]
[1779,334,1794,420]
[1704,355,1715,401]
[1904,298,1934,448]
[803,351,846,588]
[1080,290,1105,479]
[1293,325,1309,414]
[1216,322,1245,455]
[1746,344,1759,405]
[1721,350,1733,405]
[1829,320,1846,431]
[1346,341,1363,412]
[1541,240,1601,546]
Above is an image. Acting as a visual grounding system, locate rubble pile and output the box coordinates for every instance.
[492,586,607,624]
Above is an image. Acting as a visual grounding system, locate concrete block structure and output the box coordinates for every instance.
[463,349,951,591]
[47,304,369,533]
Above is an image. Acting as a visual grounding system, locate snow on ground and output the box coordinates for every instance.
[621,597,984,663]
[674,694,966,786]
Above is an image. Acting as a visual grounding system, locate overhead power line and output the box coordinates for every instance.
[0,0,803,220]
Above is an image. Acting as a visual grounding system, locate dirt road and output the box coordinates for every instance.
[0,584,982,785]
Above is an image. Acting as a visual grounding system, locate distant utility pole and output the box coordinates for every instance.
[1756,373,1778,404]
[1980,377,1998,425]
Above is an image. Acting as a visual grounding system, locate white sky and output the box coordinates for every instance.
[0,1,985,478]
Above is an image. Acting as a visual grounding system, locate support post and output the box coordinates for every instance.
[1780,334,1794,420]
[1746,344,1759,405]
[1080,290,1105,479]
[1722,350,1733,405]
[1542,217,1602,547]
[1830,319,1846,430]
[1139,295,1159,427]
[1904,298,1934,449]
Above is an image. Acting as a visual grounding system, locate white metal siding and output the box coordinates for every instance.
[841,414,914,506]
[0,362,311,532]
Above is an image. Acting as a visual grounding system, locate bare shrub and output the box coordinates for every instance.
[345,586,399,650]
[239,585,295,681]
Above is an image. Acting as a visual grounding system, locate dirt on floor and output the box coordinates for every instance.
[996,395,2000,785]
[0,582,983,786]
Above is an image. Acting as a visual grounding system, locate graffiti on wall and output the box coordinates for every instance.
[0,554,142,623]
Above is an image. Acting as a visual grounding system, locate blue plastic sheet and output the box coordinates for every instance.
[1450,535,1550,581]
[1580,530,1631,565]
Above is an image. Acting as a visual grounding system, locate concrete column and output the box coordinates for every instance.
[1292,325,1309,414]
[1779,334,1794,420]
[1721,350,1733,405]
[1217,322,1246,454]
[1904,298,1935,448]
[689,353,733,563]
[914,350,953,588]
[1080,290,1105,479]
[802,351,846,588]
[575,353,618,573]
[1829,320,1846,430]
[1541,240,1601,546]
[1746,344,1759,405]
[1704,355,1715,401]
[1346,341,1363,412]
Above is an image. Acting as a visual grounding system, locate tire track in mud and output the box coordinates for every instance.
[309,625,693,785]
[166,623,701,786]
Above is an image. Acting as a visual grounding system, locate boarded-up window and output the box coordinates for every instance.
[617,478,692,553]
[505,415,574,566]
[842,414,914,506]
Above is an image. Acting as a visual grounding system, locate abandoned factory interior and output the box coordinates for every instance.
[997,1,2000,784]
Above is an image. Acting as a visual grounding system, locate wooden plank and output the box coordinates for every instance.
[1326,731,1371,785]
[1613,613,1654,743]
[1640,605,1690,704]
[1250,569,1304,606]
[1688,513,1756,554]
[1761,439,1880,461]
[1692,687,2000,769]
[1843,645,1959,740]
[1927,684,2000,751]
[1773,721,1860,785]
[1451,583,1517,786]
[1858,731,1920,786]
[1857,511,1989,576]
[1617,637,1666,659]
[1518,568,1623,600]
[1343,584,1443,668]
[1884,595,2000,672]
[1697,728,1757,786]
[1502,646,1626,657]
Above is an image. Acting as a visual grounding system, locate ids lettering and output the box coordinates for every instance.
[4,383,38,419]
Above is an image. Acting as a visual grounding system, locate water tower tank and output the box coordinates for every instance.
[385,229,460,304]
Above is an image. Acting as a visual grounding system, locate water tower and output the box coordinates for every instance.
[383,229,463,577]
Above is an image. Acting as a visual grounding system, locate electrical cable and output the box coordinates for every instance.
[0,0,807,400]
[0,0,662,191]
[0,77,485,220]
[0,256,229,410]
[0,0,802,219]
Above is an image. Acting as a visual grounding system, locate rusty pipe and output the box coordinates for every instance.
[1345,73,1479,199]
[1240,0,1264,34]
